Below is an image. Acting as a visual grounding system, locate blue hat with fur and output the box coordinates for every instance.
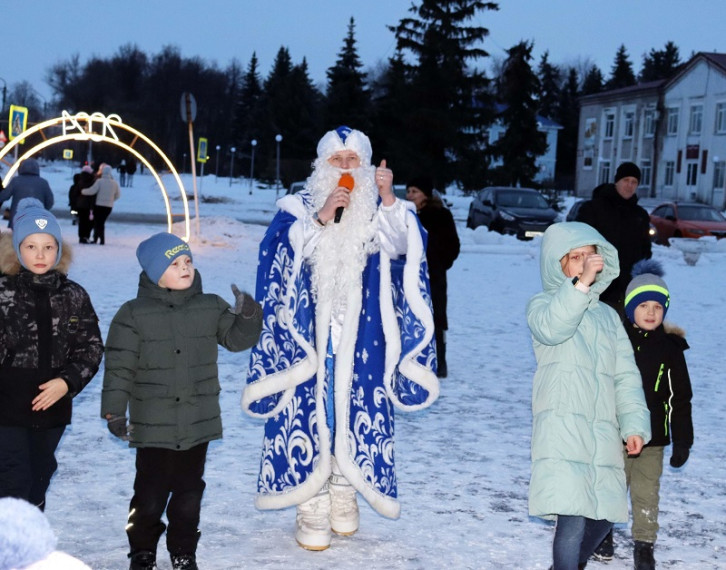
[12,198,63,270]
[136,232,193,285]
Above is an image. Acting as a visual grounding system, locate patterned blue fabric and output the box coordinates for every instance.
[243,203,438,518]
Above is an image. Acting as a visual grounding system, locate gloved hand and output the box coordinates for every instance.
[670,445,690,468]
[231,284,261,318]
[106,414,130,441]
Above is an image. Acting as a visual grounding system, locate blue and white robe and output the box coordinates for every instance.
[242,193,439,519]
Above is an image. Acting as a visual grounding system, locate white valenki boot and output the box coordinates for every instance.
[295,490,332,551]
[329,458,359,536]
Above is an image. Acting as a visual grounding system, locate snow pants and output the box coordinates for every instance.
[0,425,65,510]
[624,445,664,543]
[127,443,208,556]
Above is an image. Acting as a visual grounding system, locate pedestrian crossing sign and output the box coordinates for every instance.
[9,105,28,141]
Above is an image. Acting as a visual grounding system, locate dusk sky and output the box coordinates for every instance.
[3,1,724,107]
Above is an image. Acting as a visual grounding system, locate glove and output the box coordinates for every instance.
[231,284,261,318]
[670,445,690,468]
[106,414,130,441]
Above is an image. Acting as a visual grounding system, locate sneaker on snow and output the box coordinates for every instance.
[129,550,157,570]
[170,553,199,570]
[295,491,332,551]
[592,528,614,561]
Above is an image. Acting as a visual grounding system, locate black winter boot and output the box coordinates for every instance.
[592,528,614,561]
[634,541,655,570]
[129,550,157,570]
[171,553,199,570]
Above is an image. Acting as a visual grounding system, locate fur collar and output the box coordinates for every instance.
[0,232,73,276]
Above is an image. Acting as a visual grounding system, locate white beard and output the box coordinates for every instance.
[306,160,380,315]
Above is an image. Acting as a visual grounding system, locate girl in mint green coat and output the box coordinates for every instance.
[526,222,651,570]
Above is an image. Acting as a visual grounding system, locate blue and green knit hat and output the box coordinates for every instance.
[624,259,670,323]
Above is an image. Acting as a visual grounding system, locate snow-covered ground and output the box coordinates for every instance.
[4,162,726,569]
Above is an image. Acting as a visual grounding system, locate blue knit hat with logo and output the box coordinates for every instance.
[12,198,63,269]
[624,259,669,323]
[136,232,192,285]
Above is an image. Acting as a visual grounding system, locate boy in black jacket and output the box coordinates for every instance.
[612,262,694,570]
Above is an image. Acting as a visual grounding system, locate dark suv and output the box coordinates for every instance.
[466,186,558,239]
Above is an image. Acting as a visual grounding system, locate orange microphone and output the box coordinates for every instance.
[334,173,355,223]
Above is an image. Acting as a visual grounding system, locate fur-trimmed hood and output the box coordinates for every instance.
[0,231,73,275]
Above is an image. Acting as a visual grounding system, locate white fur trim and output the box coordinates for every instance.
[316,128,372,165]
[381,209,440,410]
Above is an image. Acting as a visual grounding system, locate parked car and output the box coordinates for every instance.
[466,186,558,239]
[566,199,585,221]
[649,201,726,245]
[286,181,306,194]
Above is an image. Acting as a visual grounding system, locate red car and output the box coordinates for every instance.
[649,202,726,245]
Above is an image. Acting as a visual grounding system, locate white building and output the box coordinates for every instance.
[576,52,726,208]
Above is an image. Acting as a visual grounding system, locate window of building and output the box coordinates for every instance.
[598,160,611,185]
[667,108,679,135]
[716,103,726,134]
[686,162,698,186]
[643,109,656,137]
[664,161,675,186]
[604,113,615,139]
[714,160,726,189]
[622,111,634,139]
[640,160,651,187]
[689,105,703,134]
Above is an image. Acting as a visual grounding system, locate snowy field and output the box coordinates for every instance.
[3,161,726,569]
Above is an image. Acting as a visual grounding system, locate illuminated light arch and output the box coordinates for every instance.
[0,111,191,241]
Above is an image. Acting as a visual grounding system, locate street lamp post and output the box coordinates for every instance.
[229,146,236,187]
[0,77,6,116]
[275,134,283,196]
[249,139,257,195]
[215,144,221,182]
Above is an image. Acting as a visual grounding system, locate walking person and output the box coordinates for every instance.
[101,232,263,570]
[527,221,651,570]
[75,165,96,243]
[80,164,120,244]
[0,199,103,512]
[406,177,459,377]
[605,261,693,570]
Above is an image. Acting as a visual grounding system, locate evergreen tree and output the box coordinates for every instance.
[606,44,636,89]
[390,0,499,191]
[537,51,561,120]
[555,66,580,187]
[368,50,413,172]
[639,41,682,81]
[325,17,371,133]
[581,64,604,95]
[259,48,323,184]
[234,52,264,150]
[489,41,547,187]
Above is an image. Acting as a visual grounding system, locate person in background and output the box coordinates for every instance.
[75,166,96,244]
[0,199,103,512]
[597,260,693,570]
[0,158,54,229]
[243,126,439,551]
[526,221,651,570]
[101,232,263,570]
[406,177,459,377]
[80,164,120,244]
[575,161,652,313]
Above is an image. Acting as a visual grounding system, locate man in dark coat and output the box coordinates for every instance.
[575,161,652,310]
